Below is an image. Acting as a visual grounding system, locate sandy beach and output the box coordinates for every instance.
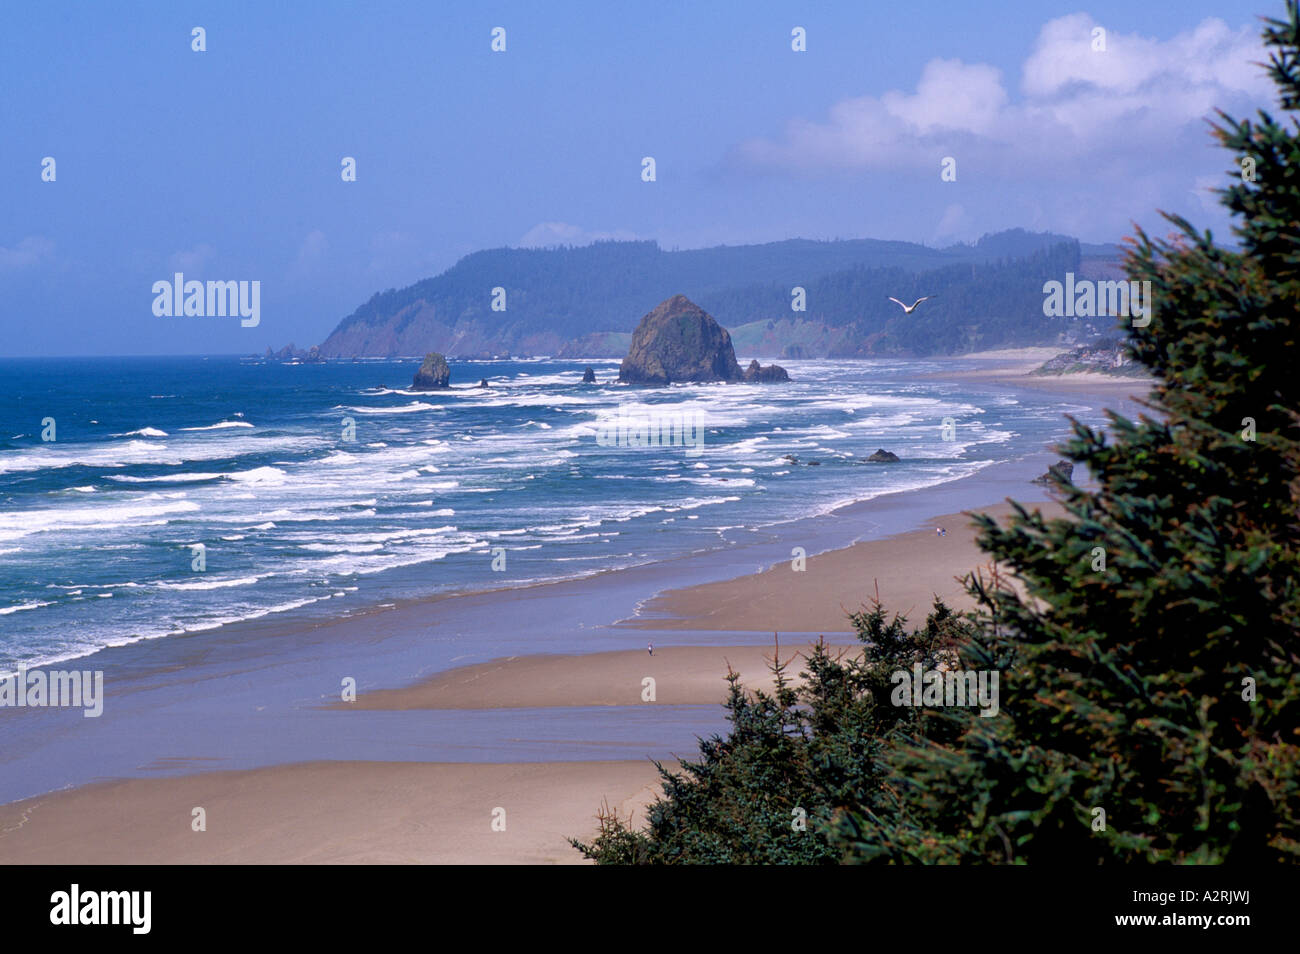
[0,497,1034,863]
[0,350,1153,864]
[0,760,668,865]
[630,503,1045,633]
[333,642,841,710]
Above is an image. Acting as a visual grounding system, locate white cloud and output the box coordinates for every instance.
[0,236,54,268]
[883,59,1007,135]
[734,14,1271,178]
[518,222,641,248]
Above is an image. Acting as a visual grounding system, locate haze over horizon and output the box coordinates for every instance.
[2,0,1269,356]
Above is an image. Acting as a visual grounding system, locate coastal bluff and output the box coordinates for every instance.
[618,295,788,385]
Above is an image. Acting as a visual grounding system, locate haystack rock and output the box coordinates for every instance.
[582,366,596,383]
[743,359,790,382]
[865,448,900,462]
[412,352,451,390]
[618,295,743,385]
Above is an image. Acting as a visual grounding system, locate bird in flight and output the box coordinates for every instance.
[888,296,932,314]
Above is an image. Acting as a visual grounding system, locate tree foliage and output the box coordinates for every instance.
[575,2,1300,864]
[571,603,973,864]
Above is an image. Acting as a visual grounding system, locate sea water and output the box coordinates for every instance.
[0,355,1105,672]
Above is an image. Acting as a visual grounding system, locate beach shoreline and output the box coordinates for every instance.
[0,350,1153,862]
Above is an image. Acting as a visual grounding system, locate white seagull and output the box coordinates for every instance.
[888,296,933,314]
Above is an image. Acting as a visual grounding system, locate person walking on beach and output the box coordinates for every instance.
[648,643,654,656]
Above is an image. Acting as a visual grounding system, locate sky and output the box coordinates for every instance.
[0,0,1278,356]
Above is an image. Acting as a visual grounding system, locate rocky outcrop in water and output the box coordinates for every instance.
[742,359,790,383]
[864,448,900,462]
[412,352,451,390]
[1032,459,1074,485]
[618,296,743,385]
[266,343,325,363]
[582,366,596,384]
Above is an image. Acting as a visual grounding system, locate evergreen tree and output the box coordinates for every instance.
[835,1,1300,864]
[575,1,1300,866]
[571,605,971,864]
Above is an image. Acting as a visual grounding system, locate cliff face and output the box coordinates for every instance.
[618,296,743,385]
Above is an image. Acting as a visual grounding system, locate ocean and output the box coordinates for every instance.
[0,355,1102,672]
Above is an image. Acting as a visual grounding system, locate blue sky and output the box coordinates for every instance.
[0,0,1275,355]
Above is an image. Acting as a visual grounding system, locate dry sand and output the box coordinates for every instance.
[631,502,1060,633]
[336,641,843,710]
[0,760,669,864]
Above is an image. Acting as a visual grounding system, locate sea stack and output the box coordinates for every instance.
[1032,459,1074,485]
[742,359,790,382]
[865,448,901,463]
[582,366,596,383]
[618,295,743,385]
[411,352,451,390]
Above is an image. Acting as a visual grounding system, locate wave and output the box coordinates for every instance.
[0,498,202,542]
[0,600,52,615]
[341,402,442,415]
[179,421,254,431]
[227,466,289,485]
[109,472,225,484]
[0,433,325,475]
[156,575,264,591]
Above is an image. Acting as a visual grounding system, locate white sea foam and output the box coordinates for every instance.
[343,402,442,415]
[0,498,201,542]
[228,466,289,485]
[156,575,263,591]
[0,600,52,615]
[109,472,225,484]
[180,420,254,431]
